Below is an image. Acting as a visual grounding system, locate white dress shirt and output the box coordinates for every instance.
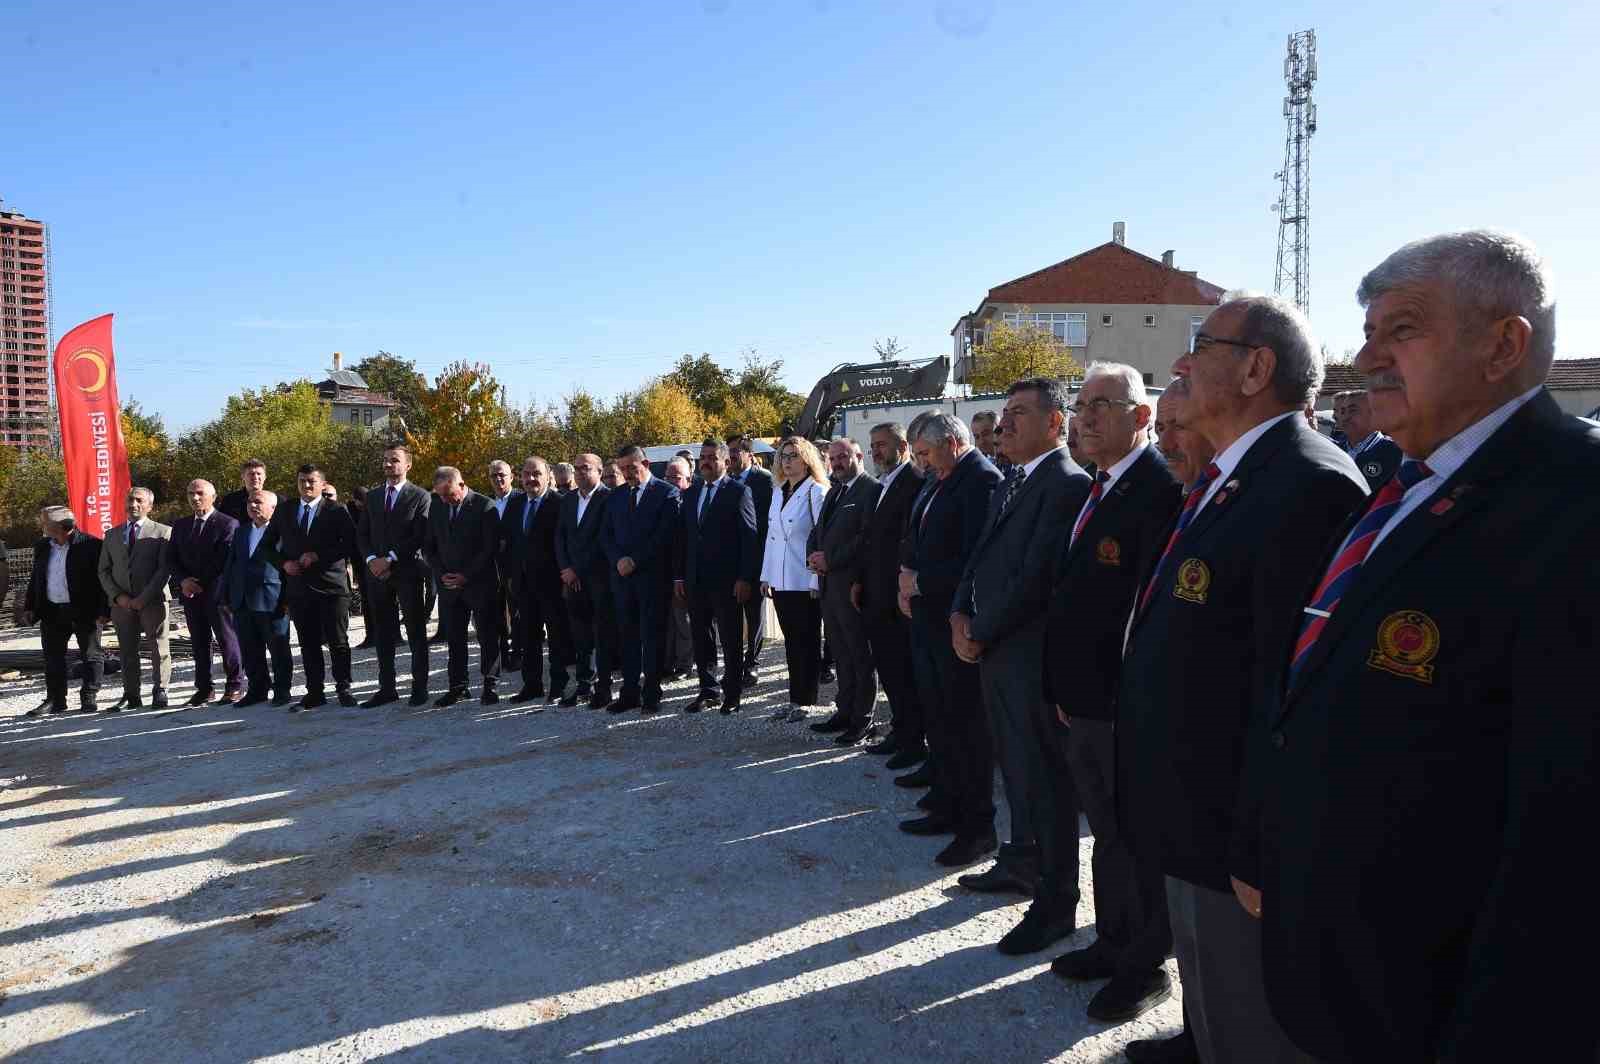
[575,486,598,525]
[46,539,71,603]
[874,461,909,509]
[1069,442,1148,534]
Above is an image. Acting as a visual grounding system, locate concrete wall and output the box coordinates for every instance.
[955,301,1213,386]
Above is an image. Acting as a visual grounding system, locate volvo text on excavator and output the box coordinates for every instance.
[788,356,950,440]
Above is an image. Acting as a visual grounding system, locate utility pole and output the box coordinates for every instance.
[1273,29,1318,315]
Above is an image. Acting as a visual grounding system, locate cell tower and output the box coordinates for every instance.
[1273,29,1318,315]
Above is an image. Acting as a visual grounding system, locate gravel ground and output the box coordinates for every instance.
[0,617,1182,1063]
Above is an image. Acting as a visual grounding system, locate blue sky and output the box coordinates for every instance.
[10,0,1598,431]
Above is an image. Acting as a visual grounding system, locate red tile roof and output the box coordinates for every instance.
[978,242,1228,311]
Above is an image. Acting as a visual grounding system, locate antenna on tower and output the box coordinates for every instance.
[1272,29,1318,316]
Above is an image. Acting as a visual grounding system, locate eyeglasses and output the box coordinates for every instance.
[1191,333,1258,356]
[779,451,801,461]
[1066,397,1139,416]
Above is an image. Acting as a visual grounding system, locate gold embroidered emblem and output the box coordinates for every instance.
[1096,537,1121,566]
[1173,558,1210,604]
[1367,610,1440,684]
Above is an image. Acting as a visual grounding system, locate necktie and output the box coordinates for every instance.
[127,521,137,549]
[1137,462,1221,615]
[451,502,460,523]
[698,481,716,522]
[630,487,639,513]
[385,485,396,512]
[998,465,1025,516]
[1071,471,1111,547]
[300,504,311,533]
[1286,460,1433,686]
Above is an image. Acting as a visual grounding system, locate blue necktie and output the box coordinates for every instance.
[524,495,537,533]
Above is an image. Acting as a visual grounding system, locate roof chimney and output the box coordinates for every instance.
[332,351,342,371]
[1162,250,1175,268]
[1112,221,1126,246]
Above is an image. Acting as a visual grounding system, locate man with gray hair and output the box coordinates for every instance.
[21,506,108,715]
[1332,388,1402,490]
[426,465,502,706]
[1240,230,1598,1064]
[1117,293,1367,1062]
[486,459,524,669]
[166,478,243,705]
[552,462,576,496]
[99,487,174,710]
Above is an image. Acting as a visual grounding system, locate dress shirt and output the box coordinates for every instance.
[697,476,727,520]
[493,492,513,518]
[1069,442,1148,533]
[46,539,71,603]
[296,497,321,529]
[1346,431,1380,457]
[1018,444,1068,481]
[575,487,597,525]
[874,461,910,509]
[246,522,267,558]
[1197,410,1302,513]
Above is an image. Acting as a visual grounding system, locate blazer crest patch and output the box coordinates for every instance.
[1096,537,1121,566]
[1366,610,1440,684]
[1173,558,1211,603]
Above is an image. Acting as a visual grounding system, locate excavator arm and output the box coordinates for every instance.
[791,356,950,440]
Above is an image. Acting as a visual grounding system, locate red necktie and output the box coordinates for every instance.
[1137,462,1220,615]
[1070,471,1110,548]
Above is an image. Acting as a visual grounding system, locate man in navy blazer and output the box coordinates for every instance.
[1333,388,1403,489]
[557,454,618,708]
[1117,295,1367,1063]
[600,445,680,713]
[501,457,575,705]
[727,434,774,684]
[167,478,243,706]
[897,413,1003,868]
[224,490,294,707]
[1238,232,1599,1064]
[674,439,758,714]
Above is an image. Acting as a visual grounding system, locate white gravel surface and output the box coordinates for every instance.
[0,619,1182,1062]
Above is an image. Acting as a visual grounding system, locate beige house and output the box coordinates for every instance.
[316,352,399,430]
[951,223,1228,386]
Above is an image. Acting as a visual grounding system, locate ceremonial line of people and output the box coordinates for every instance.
[18,229,1597,1063]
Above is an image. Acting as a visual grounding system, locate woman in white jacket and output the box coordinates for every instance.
[760,435,830,720]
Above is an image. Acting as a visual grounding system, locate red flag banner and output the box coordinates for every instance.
[53,314,130,538]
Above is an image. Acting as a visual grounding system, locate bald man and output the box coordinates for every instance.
[166,478,244,704]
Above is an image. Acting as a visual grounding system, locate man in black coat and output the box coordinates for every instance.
[270,464,360,712]
[217,458,266,525]
[854,422,925,767]
[556,453,618,709]
[1118,297,1367,1063]
[21,506,108,715]
[357,444,433,707]
[675,439,759,714]
[1333,388,1403,489]
[166,478,243,705]
[425,465,502,706]
[502,457,575,705]
[600,446,680,713]
[1042,365,1184,1026]
[224,489,296,707]
[1236,232,1599,1064]
[897,413,1002,867]
[727,434,773,685]
[806,438,880,741]
[951,377,1091,956]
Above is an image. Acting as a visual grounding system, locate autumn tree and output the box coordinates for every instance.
[663,353,733,418]
[964,315,1084,393]
[410,361,507,475]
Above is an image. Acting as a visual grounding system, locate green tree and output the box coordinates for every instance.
[411,361,507,475]
[121,398,176,503]
[965,315,1084,392]
[730,349,804,430]
[1,449,67,544]
[626,381,712,446]
[663,353,733,417]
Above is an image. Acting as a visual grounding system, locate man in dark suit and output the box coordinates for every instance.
[854,422,925,766]
[21,506,107,715]
[357,444,433,708]
[425,465,502,706]
[674,439,759,714]
[1333,388,1403,490]
[951,378,1091,955]
[218,459,266,525]
[727,434,773,685]
[600,444,680,713]
[272,463,359,712]
[1041,365,1184,1026]
[1236,232,1598,1064]
[805,438,880,741]
[502,456,574,705]
[167,478,243,705]
[485,459,525,669]
[1118,296,1367,1062]
[557,453,618,708]
[223,490,295,707]
[897,413,1003,867]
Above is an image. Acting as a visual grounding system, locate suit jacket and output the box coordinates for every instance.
[501,489,562,595]
[426,490,501,599]
[225,521,287,615]
[858,463,924,616]
[600,478,679,578]
[806,474,881,602]
[217,487,250,526]
[737,464,775,553]
[26,532,107,623]
[556,485,612,578]
[357,480,431,570]
[953,448,1090,648]
[903,448,1002,619]
[677,477,760,596]
[1116,413,1367,892]
[1043,445,1182,718]
[98,519,173,606]
[1237,393,1600,1064]
[269,497,357,599]
[166,511,240,602]
[1350,431,1403,491]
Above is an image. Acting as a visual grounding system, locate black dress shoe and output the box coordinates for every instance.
[718,700,739,715]
[809,714,849,734]
[899,815,956,837]
[271,693,293,707]
[544,689,563,705]
[337,690,359,707]
[935,830,998,867]
[865,734,898,755]
[835,723,874,745]
[361,690,400,709]
[1123,1028,1199,1064]
[915,793,940,811]
[588,689,613,710]
[236,693,267,708]
[894,764,934,789]
[481,688,499,705]
[434,689,467,708]
[558,690,581,707]
[609,693,640,713]
[408,688,430,707]
[997,902,1076,955]
[682,697,708,714]
[76,701,95,714]
[109,696,142,712]
[1087,969,1172,1023]
[640,700,660,714]
[1051,941,1118,981]
[186,689,213,707]
[819,667,836,685]
[150,690,169,709]
[741,670,758,687]
[27,704,64,717]
[885,746,927,770]
[510,686,544,704]
[957,861,1040,897]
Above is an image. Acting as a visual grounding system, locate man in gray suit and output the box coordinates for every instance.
[806,438,881,745]
[952,377,1092,955]
[99,486,174,709]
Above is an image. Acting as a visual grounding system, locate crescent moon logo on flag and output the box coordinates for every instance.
[68,348,109,394]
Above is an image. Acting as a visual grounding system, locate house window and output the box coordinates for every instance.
[1001,311,1088,347]
[1143,314,1157,327]
[363,408,375,426]
[1101,313,1113,327]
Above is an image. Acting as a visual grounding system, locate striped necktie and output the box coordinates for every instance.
[1137,462,1220,615]
[997,465,1025,515]
[1286,460,1432,686]
[1070,471,1111,548]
